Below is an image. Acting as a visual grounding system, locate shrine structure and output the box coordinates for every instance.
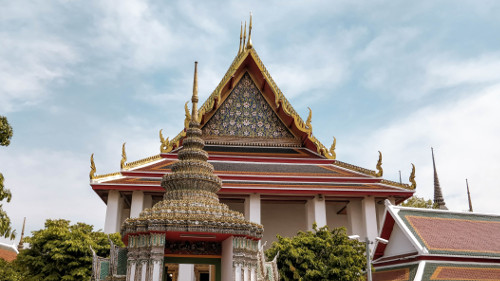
[90,16,416,281]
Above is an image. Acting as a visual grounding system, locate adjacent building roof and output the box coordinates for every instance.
[0,242,18,262]
[372,202,500,281]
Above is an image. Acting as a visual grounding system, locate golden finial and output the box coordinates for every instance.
[191,61,199,123]
[243,21,247,52]
[239,21,243,54]
[409,163,416,189]
[120,142,127,169]
[90,153,96,180]
[184,101,191,128]
[159,129,170,153]
[17,217,26,250]
[246,12,253,49]
[329,137,336,159]
[305,107,312,131]
[375,151,383,177]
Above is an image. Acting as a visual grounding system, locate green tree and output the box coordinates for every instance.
[0,258,22,281]
[0,115,15,239]
[266,224,366,281]
[400,196,438,209]
[16,219,124,281]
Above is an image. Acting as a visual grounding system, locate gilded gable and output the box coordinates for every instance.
[202,73,299,146]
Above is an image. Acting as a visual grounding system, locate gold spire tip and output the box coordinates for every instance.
[239,22,243,54]
[247,12,253,49]
[191,61,199,123]
[243,21,247,52]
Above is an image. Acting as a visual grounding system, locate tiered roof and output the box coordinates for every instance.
[372,202,500,280]
[90,21,415,204]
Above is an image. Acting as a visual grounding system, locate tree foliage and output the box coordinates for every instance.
[15,219,123,281]
[266,224,366,281]
[0,115,15,239]
[0,258,22,281]
[400,196,437,209]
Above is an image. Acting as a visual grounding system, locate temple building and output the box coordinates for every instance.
[372,201,500,280]
[89,17,416,281]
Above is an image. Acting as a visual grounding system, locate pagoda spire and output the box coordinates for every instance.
[191,61,199,122]
[466,179,473,212]
[17,217,26,250]
[431,147,447,210]
[161,61,222,202]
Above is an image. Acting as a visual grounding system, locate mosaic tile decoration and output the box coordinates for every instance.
[202,72,295,139]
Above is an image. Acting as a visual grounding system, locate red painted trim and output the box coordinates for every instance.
[119,172,379,184]
[162,153,333,164]
[373,255,500,268]
[373,213,396,260]
[91,184,413,197]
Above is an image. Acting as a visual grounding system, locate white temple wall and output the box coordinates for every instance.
[130,191,144,218]
[261,202,306,247]
[306,195,327,230]
[347,199,365,236]
[221,236,234,281]
[362,196,378,246]
[104,190,123,233]
[325,201,348,230]
[244,194,261,224]
[375,199,386,230]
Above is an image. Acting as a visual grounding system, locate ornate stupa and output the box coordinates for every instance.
[120,62,265,281]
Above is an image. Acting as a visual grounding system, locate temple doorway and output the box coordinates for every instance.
[164,257,220,281]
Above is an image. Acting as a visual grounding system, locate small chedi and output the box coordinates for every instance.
[91,61,279,281]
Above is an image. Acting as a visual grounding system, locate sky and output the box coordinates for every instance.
[1,0,500,244]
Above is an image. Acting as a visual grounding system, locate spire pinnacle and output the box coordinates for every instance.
[431,147,447,210]
[239,21,243,54]
[243,21,247,52]
[191,61,199,123]
[466,179,473,212]
[246,12,253,49]
[17,217,26,250]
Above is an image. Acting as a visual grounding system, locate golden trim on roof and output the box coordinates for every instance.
[409,163,416,189]
[90,153,96,180]
[334,160,377,177]
[123,154,162,170]
[380,179,412,190]
[159,129,172,153]
[94,172,122,180]
[184,101,191,128]
[375,151,383,177]
[120,142,127,169]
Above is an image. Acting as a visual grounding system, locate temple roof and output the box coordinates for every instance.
[92,145,414,201]
[90,27,416,202]
[374,202,500,262]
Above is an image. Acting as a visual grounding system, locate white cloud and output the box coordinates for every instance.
[0,35,78,112]
[0,148,106,244]
[340,83,500,214]
[424,52,500,91]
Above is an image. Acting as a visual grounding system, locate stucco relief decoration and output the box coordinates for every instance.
[202,73,294,139]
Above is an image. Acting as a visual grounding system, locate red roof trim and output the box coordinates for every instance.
[374,212,396,260]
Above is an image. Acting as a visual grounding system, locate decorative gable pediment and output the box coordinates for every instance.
[202,72,300,146]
